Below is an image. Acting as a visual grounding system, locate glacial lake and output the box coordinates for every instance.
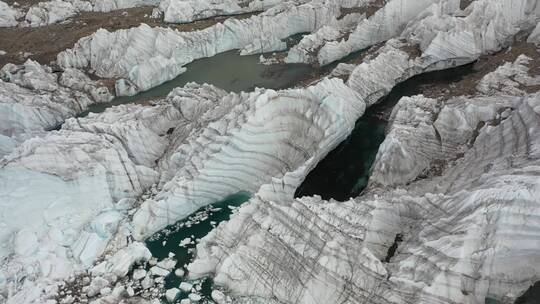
[145,191,252,302]
[80,50,313,116]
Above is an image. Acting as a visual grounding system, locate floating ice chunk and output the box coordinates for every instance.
[165,288,180,302]
[174,268,185,277]
[149,266,170,277]
[92,242,151,277]
[179,238,191,247]
[157,258,177,270]
[179,282,193,292]
[188,293,202,302]
[132,269,147,280]
[211,290,226,304]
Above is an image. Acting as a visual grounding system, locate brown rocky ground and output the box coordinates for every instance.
[0,7,257,68]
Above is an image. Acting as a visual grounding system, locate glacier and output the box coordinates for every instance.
[0,0,539,303]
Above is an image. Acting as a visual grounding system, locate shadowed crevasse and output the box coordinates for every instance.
[514,281,540,304]
[294,63,476,201]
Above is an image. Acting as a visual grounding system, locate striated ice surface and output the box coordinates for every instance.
[131,78,366,239]
[157,0,279,23]
[1,0,540,303]
[189,70,540,304]
[296,0,540,66]
[57,0,342,95]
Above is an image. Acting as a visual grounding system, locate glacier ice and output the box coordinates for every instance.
[1,0,540,303]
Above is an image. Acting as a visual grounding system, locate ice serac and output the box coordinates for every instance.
[131,0,533,242]
[284,4,371,64]
[0,1,23,27]
[405,0,540,61]
[57,0,341,95]
[90,0,160,12]
[25,0,78,27]
[185,1,540,302]
[131,78,365,239]
[0,60,112,153]
[371,54,540,187]
[314,0,460,65]
[0,101,179,303]
[189,82,540,304]
[345,0,540,106]
[158,0,279,23]
[527,21,540,45]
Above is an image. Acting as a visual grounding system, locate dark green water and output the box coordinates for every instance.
[294,63,476,201]
[145,191,252,302]
[514,281,540,304]
[80,50,312,116]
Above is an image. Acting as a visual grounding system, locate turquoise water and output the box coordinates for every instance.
[145,191,252,302]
